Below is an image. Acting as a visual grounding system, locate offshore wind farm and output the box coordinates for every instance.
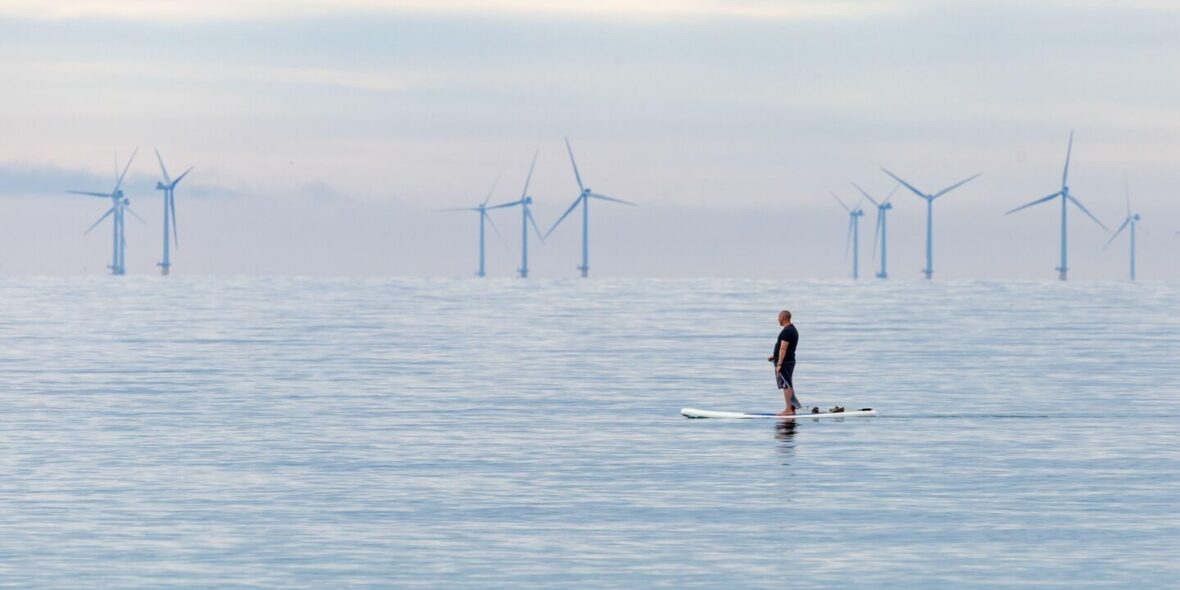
[45,131,1179,280]
[4,3,1180,589]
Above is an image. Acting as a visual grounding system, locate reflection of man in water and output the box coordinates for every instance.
[769,310,802,416]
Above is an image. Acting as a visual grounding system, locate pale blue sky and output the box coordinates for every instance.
[1,0,1178,278]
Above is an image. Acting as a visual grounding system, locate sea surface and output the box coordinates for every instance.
[1,277,1178,589]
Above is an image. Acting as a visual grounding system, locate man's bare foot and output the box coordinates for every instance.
[776,409,796,416]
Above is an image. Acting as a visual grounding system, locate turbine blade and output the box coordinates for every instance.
[830,191,851,212]
[1104,218,1131,248]
[871,212,882,260]
[481,172,503,207]
[1004,191,1062,215]
[545,195,583,239]
[484,210,505,241]
[170,193,179,248]
[173,166,193,186]
[485,200,523,211]
[588,193,636,206]
[126,205,147,225]
[1123,173,1131,216]
[115,147,138,192]
[520,150,538,200]
[565,137,585,193]
[882,182,901,204]
[68,190,113,198]
[84,207,115,235]
[844,216,854,259]
[1066,194,1108,230]
[436,206,483,212]
[154,147,171,184]
[932,173,982,199]
[881,169,928,200]
[851,182,880,207]
[1062,129,1074,188]
[526,207,545,241]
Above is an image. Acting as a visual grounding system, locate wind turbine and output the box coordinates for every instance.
[440,174,506,277]
[489,152,545,278]
[852,182,899,279]
[544,137,635,277]
[1105,176,1141,281]
[1004,131,1107,281]
[830,192,865,279]
[882,168,981,280]
[68,149,143,275]
[153,148,193,276]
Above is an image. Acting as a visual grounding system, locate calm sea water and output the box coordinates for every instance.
[1,277,1177,589]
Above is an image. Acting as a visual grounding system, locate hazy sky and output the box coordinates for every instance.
[2,0,1179,279]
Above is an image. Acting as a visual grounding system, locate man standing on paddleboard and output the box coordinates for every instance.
[770,310,802,416]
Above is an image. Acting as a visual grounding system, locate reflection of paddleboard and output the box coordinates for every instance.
[680,407,877,420]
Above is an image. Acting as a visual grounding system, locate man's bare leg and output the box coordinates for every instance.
[777,387,797,416]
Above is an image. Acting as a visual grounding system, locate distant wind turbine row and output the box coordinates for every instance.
[67,147,192,275]
[834,130,1165,281]
[445,138,635,278]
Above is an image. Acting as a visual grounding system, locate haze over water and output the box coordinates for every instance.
[1,277,1178,588]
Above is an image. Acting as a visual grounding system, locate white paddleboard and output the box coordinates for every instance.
[681,407,877,420]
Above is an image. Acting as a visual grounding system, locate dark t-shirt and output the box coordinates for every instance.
[774,324,799,363]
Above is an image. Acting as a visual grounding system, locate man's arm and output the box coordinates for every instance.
[776,341,790,369]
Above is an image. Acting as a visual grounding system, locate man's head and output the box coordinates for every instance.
[778,310,792,326]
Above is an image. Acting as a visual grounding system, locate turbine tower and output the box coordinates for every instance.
[882,168,981,280]
[489,152,545,278]
[830,192,865,280]
[153,148,193,276]
[852,182,899,279]
[1004,131,1107,281]
[545,137,635,277]
[441,175,505,277]
[68,149,143,275]
[1105,176,1141,281]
